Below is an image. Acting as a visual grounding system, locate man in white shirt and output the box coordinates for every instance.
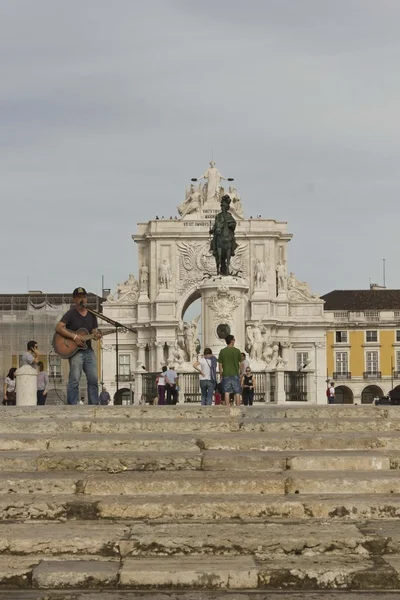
[193,348,217,406]
[165,366,178,405]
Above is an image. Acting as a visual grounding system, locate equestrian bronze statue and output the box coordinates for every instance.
[209,195,238,276]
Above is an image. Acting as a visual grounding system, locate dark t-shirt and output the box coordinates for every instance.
[60,308,98,349]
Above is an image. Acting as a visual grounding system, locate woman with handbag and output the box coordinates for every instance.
[193,348,217,406]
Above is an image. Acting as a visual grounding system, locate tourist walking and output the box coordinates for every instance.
[156,366,167,405]
[36,361,49,405]
[3,368,17,405]
[327,382,335,404]
[218,334,242,406]
[193,347,218,406]
[99,387,111,405]
[165,366,179,405]
[241,366,255,406]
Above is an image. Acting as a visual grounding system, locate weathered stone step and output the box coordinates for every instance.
[0,405,233,420]
[1,493,400,522]
[0,451,202,473]
[0,520,382,557]
[0,433,199,452]
[0,449,398,474]
[204,449,400,471]
[201,431,400,451]
[21,554,400,589]
[241,417,400,433]
[1,592,399,600]
[0,418,231,435]
[286,470,400,494]
[81,470,284,496]
[6,430,400,454]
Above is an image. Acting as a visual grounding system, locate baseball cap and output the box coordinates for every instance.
[73,287,87,297]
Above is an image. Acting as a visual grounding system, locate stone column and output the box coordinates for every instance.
[281,341,291,365]
[16,365,37,406]
[275,366,286,405]
[155,342,164,371]
[137,343,146,369]
[134,369,143,405]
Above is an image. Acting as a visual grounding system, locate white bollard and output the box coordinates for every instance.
[16,365,37,406]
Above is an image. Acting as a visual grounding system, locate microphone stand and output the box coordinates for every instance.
[84,305,137,395]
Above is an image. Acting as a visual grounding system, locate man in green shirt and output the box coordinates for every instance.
[218,334,242,406]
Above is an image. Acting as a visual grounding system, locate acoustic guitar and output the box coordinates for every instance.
[52,328,114,359]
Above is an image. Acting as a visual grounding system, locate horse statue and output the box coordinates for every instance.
[209,195,238,275]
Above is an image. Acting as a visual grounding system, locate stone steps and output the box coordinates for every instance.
[1,593,399,600]
[2,405,400,593]
[1,493,400,521]
[1,594,399,600]
[4,415,400,434]
[2,554,400,590]
[2,519,398,558]
[6,431,400,453]
[2,449,400,473]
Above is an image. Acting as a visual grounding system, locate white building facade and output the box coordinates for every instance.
[102,161,328,404]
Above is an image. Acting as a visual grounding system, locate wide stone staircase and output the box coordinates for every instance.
[3,404,400,599]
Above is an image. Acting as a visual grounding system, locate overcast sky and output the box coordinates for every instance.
[1,0,400,297]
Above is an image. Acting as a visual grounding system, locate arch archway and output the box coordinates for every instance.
[335,385,354,404]
[114,387,132,405]
[361,385,383,404]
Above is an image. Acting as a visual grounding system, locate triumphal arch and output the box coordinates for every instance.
[102,161,327,403]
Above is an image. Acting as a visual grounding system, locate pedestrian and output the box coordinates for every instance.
[218,334,242,406]
[193,347,218,406]
[240,352,250,377]
[156,366,167,405]
[36,361,48,405]
[327,382,335,404]
[21,341,39,369]
[241,366,255,406]
[165,365,179,405]
[3,368,17,406]
[99,387,111,405]
[55,287,101,405]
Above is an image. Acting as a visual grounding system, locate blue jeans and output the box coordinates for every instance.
[200,379,214,406]
[67,349,99,405]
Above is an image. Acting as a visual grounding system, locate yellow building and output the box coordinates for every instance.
[322,289,400,403]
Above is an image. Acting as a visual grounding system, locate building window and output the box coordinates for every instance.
[49,355,62,378]
[296,352,309,371]
[335,331,348,343]
[335,352,348,374]
[366,330,378,343]
[396,331,400,343]
[366,351,378,373]
[119,354,131,376]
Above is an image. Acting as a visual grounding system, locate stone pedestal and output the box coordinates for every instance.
[199,276,249,355]
[16,365,37,406]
